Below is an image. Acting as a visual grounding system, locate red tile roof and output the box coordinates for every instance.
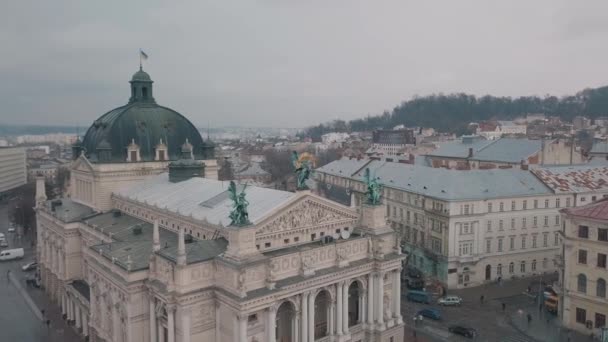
[562,198,608,221]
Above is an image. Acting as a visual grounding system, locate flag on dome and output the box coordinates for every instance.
[140,49,148,60]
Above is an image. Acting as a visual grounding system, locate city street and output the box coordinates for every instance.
[0,203,82,342]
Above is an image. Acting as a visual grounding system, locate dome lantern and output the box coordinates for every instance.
[129,66,155,104]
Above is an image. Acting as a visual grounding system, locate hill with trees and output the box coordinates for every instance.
[303,85,608,141]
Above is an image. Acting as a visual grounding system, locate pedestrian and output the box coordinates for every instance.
[502,302,506,312]
[480,295,485,304]
[527,313,532,325]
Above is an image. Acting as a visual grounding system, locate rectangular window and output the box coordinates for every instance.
[464,204,470,215]
[264,242,271,248]
[581,197,586,202]
[520,261,526,273]
[576,308,586,324]
[522,217,527,228]
[487,220,492,232]
[130,150,137,161]
[533,216,538,227]
[598,253,607,268]
[311,233,316,240]
[158,150,165,161]
[555,215,560,226]
[521,235,527,249]
[511,201,516,210]
[578,226,589,239]
[599,228,608,242]
[554,233,559,246]
[532,235,537,248]
[596,313,606,329]
[486,239,491,253]
[511,218,515,229]
[499,202,504,212]
[523,200,527,210]
[458,241,473,256]
[499,220,504,231]
[406,211,411,223]
[487,203,493,213]
[399,208,403,218]
[294,237,299,242]
[509,236,515,250]
[544,216,548,226]
[534,199,538,209]
[498,238,503,252]
[556,198,560,208]
[566,198,571,207]
[284,239,290,244]
[543,233,548,247]
[578,249,587,264]
[544,199,549,208]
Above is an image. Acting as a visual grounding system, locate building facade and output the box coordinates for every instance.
[35,67,405,342]
[316,160,608,290]
[0,146,27,194]
[559,200,608,336]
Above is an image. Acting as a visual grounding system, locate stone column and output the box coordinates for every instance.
[294,308,300,342]
[267,306,276,342]
[376,272,385,331]
[232,316,239,342]
[308,291,315,342]
[158,323,165,342]
[342,281,349,334]
[149,298,157,342]
[393,270,403,324]
[75,304,81,328]
[167,305,175,342]
[181,308,191,342]
[367,273,374,327]
[238,314,247,342]
[361,291,367,325]
[336,283,343,336]
[68,297,73,320]
[82,314,89,337]
[113,303,121,342]
[61,294,66,316]
[328,301,335,336]
[301,293,308,342]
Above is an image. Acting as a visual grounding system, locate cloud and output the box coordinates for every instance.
[1,0,608,128]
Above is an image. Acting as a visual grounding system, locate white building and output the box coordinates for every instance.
[321,132,350,145]
[0,146,26,194]
[35,67,405,342]
[316,159,608,290]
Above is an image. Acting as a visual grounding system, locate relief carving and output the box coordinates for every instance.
[258,200,352,234]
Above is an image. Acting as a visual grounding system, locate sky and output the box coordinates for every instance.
[2,1,608,129]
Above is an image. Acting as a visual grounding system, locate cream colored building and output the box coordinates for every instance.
[559,199,608,336]
[0,146,26,194]
[35,67,405,342]
[316,160,608,290]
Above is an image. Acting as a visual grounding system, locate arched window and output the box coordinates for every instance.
[577,274,587,293]
[597,278,606,298]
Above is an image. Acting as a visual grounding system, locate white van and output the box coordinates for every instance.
[0,248,24,261]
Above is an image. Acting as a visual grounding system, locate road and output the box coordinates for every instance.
[0,203,82,342]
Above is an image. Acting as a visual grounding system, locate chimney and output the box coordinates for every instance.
[468,148,473,158]
[177,228,186,266]
[153,220,160,252]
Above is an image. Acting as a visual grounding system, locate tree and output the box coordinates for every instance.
[263,149,294,184]
[10,181,55,236]
[218,159,235,181]
[55,167,70,195]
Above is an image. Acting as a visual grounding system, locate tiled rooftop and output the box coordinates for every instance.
[531,165,608,193]
[561,198,608,221]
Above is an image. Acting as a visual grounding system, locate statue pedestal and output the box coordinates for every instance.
[359,204,393,236]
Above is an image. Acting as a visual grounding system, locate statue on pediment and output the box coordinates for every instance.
[364,168,382,205]
[228,181,250,226]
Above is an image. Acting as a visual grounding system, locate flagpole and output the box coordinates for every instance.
[139,49,142,70]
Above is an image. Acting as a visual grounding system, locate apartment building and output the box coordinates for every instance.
[560,200,608,336]
[0,146,27,194]
[316,159,608,289]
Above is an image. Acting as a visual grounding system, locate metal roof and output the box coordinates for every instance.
[317,159,552,201]
[531,164,608,193]
[114,174,296,226]
[562,198,608,221]
[429,138,542,163]
[591,142,608,154]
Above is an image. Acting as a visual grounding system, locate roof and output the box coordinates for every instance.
[85,211,227,271]
[316,158,370,177]
[531,164,608,193]
[317,159,552,201]
[236,162,270,177]
[429,138,542,163]
[561,198,608,221]
[44,198,96,223]
[591,142,608,154]
[114,174,296,226]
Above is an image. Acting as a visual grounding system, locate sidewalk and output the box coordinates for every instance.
[403,325,437,342]
[508,306,592,342]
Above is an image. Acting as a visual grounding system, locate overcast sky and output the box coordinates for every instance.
[2,1,608,128]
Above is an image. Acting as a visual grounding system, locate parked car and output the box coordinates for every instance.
[406,290,431,304]
[438,295,463,306]
[0,240,7,248]
[448,325,477,338]
[0,233,5,239]
[406,277,425,290]
[406,265,423,278]
[0,248,25,261]
[416,308,442,320]
[22,261,38,271]
[7,225,15,233]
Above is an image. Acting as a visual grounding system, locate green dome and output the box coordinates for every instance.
[80,68,215,163]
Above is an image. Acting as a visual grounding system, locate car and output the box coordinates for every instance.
[438,295,463,306]
[0,240,8,248]
[416,308,442,320]
[0,233,5,239]
[406,290,431,304]
[448,325,477,338]
[406,277,425,290]
[7,227,15,233]
[22,261,38,272]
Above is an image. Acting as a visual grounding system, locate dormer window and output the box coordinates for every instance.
[155,139,168,161]
[126,139,141,162]
[181,139,194,159]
